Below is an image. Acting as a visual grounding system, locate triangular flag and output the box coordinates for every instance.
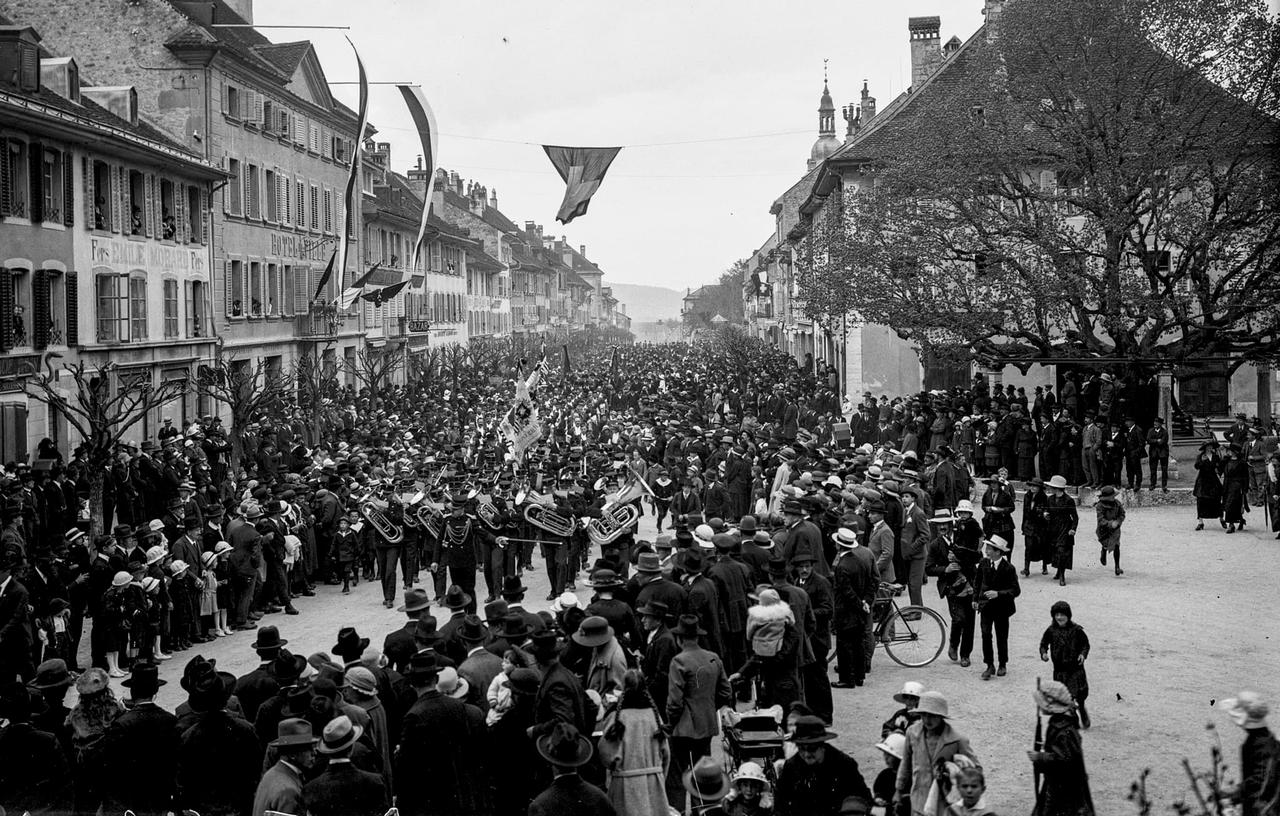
[339,262,381,310]
[360,279,409,307]
[542,145,622,224]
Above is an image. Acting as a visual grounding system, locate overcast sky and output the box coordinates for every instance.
[262,0,987,292]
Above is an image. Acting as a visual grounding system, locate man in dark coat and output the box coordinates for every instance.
[831,528,876,689]
[665,615,734,811]
[531,632,591,736]
[529,722,616,816]
[778,499,826,577]
[0,554,33,682]
[0,679,71,816]
[974,536,1021,681]
[638,601,678,711]
[775,716,872,816]
[303,715,387,816]
[796,553,834,723]
[707,537,751,674]
[102,664,179,816]
[456,615,504,712]
[395,652,487,816]
[385,587,431,673]
[679,550,724,658]
[489,668,546,816]
[632,552,687,617]
[235,626,284,723]
[175,664,263,816]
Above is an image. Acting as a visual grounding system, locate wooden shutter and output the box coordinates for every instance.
[223,259,233,316]
[198,188,208,244]
[294,114,305,147]
[294,267,309,313]
[62,150,74,227]
[0,268,12,351]
[143,174,156,237]
[254,93,265,126]
[28,141,44,222]
[277,171,289,225]
[0,137,11,217]
[242,164,252,219]
[111,165,123,233]
[174,183,187,244]
[83,155,95,228]
[65,269,78,346]
[32,268,50,350]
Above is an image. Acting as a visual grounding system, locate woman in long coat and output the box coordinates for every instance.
[1093,487,1125,576]
[1042,477,1078,586]
[1021,478,1048,576]
[1222,445,1251,533]
[597,670,670,816]
[1029,681,1095,816]
[1193,441,1224,530]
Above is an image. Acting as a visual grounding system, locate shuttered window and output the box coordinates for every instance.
[0,268,12,350]
[65,270,78,346]
[32,268,50,350]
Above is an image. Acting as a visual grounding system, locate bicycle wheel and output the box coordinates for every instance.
[882,605,947,667]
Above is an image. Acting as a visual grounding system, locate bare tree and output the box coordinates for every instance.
[295,344,339,445]
[21,358,187,538]
[346,346,403,407]
[197,352,291,472]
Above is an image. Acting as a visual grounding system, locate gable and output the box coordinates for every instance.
[285,47,334,110]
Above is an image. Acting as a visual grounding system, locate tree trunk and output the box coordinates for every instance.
[88,466,106,540]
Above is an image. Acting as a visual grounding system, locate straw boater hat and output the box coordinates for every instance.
[831,528,859,548]
[985,535,1011,553]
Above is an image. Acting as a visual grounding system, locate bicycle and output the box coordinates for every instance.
[829,582,948,668]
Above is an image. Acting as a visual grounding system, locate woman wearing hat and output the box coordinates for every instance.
[1093,486,1125,576]
[1222,442,1251,533]
[67,668,125,814]
[1042,476,1078,587]
[776,715,873,816]
[1215,691,1280,814]
[1021,477,1049,577]
[1193,439,1224,531]
[1029,680,1095,816]
[894,691,980,816]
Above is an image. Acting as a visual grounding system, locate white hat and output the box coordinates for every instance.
[985,535,1011,553]
[916,691,950,718]
[169,559,190,577]
[823,475,844,489]
[955,500,975,514]
[550,591,580,613]
[893,681,926,704]
[145,545,167,566]
[1047,475,1069,490]
[733,761,768,784]
[875,732,907,760]
[831,527,859,548]
[1218,692,1269,728]
[111,571,132,588]
[694,524,715,548]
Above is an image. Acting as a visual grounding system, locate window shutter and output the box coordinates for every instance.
[276,170,287,224]
[113,166,125,233]
[175,183,187,244]
[223,259,234,316]
[83,155,95,228]
[254,93,265,126]
[294,114,305,147]
[0,137,12,217]
[144,174,156,238]
[65,269,78,347]
[0,268,12,351]
[32,268,50,350]
[294,267,309,314]
[28,142,44,222]
[63,150,74,227]
[242,164,252,220]
[198,188,208,244]
[184,280,194,336]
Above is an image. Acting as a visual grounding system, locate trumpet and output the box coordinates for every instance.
[358,493,404,545]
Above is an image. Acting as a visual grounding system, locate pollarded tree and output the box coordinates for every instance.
[22,358,188,538]
[346,346,403,407]
[197,352,291,471]
[800,0,1280,372]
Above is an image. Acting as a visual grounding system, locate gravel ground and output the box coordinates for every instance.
[77,502,1279,814]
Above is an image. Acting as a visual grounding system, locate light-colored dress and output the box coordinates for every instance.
[598,706,670,816]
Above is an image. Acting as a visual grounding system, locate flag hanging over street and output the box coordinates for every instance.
[542,145,622,224]
[359,279,409,307]
[311,250,337,303]
[338,263,381,309]
[398,84,439,291]
[335,37,371,303]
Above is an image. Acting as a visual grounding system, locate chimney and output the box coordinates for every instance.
[82,86,138,125]
[983,0,1006,29]
[489,188,498,209]
[524,221,543,243]
[222,0,253,24]
[449,171,461,195]
[908,17,943,90]
[579,245,586,258]
[860,80,877,123]
[40,56,80,103]
[842,103,860,139]
[406,161,432,199]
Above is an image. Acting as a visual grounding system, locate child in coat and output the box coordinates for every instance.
[1094,486,1125,576]
[1039,600,1092,729]
[332,515,360,593]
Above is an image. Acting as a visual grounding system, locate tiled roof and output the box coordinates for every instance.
[253,41,311,75]
[165,0,288,80]
[370,172,425,223]
[480,204,521,236]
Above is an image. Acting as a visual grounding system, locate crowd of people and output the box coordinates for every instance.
[0,337,1277,815]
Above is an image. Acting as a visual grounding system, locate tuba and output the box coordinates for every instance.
[415,502,444,538]
[586,477,647,547]
[358,493,404,545]
[521,490,577,538]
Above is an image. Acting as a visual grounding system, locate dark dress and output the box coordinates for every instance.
[1193,453,1223,519]
[1223,458,1250,524]
[1031,713,1095,816]
[1043,494,1078,571]
[1040,621,1090,704]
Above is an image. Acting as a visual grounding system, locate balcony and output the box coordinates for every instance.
[295,310,346,339]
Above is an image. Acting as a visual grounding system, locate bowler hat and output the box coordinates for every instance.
[499,613,531,641]
[499,576,528,598]
[672,614,706,638]
[738,515,757,534]
[252,625,288,651]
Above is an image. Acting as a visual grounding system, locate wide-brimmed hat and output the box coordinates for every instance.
[832,527,859,548]
[984,535,1011,553]
[317,714,363,755]
[1033,680,1076,715]
[405,651,440,681]
[28,658,73,691]
[272,650,307,684]
[1218,691,1270,728]
[684,756,731,803]
[121,662,166,694]
[929,509,955,524]
[436,666,470,700]
[398,587,432,614]
[1047,475,1069,490]
[442,585,472,610]
[1097,485,1117,500]
[680,549,706,574]
[536,722,594,767]
[244,504,264,520]
[787,715,838,745]
[456,614,488,643]
[499,576,528,598]
[269,717,320,750]
[732,761,768,784]
[252,625,288,651]
[499,614,531,641]
[572,616,615,648]
[752,530,774,547]
[637,600,671,621]
[954,500,975,514]
[111,571,132,588]
[893,680,926,704]
[875,732,906,760]
[332,627,370,660]
[483,600,509,624]
[916,691,950,718]
[589,568,623,588]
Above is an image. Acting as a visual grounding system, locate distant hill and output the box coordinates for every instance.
[608,282,685,324]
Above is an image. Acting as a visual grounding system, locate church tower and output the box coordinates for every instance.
[808,62,842,170]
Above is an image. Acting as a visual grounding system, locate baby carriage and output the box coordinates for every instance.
[720,706,787,787]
